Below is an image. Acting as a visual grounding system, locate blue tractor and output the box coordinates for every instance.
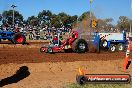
[0,28,26,44]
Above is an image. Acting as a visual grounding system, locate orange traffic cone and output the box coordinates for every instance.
[123,37,131,73]
[78,67,85,75]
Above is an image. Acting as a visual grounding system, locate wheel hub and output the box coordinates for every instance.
[48,48,53,53]
[103,41,107,47]
[16,35,23,43]
[119,45,123,50]
[111,46,115,51]
[79,43,86,50]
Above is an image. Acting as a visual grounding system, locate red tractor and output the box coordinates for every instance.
[40,31,79,53]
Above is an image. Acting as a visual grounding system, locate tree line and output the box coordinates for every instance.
[0,10,131,32]
[0,10,78,28]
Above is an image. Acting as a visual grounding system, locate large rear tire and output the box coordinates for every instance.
[73,39,88,53]
[12,33,26,44]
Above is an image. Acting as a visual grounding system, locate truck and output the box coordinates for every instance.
[40,30,127,53]
[99,31,127,52]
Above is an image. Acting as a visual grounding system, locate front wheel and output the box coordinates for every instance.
[108,44,116,53]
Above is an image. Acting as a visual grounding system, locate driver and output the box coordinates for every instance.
[53,35,58,46]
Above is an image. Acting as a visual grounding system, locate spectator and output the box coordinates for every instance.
[3,25,8,31]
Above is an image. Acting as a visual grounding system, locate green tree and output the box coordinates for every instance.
[66,15,78,28]
[38,10,52,27]
[57,12,69,26]
[2,10,23,25]
[37,10,77,28]
[27,16,39,26]
[57,12,78,28]
[51,15,61,28]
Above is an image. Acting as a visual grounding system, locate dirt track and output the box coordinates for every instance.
[0,46,127,64]
[0,43,132,88]
[0,41,130,64]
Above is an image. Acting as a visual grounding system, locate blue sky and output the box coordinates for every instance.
[0,0,131,24]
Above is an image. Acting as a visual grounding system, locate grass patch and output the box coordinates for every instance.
[66,82,132,88]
